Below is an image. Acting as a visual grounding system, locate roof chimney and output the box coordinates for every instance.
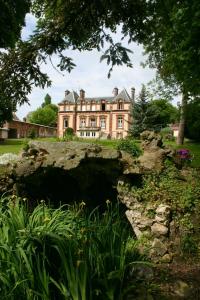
[131,87,135,102]
[65,90,70,97]
[80,89,85,100]
[113,87,118,96]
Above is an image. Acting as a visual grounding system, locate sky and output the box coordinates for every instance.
[17,14,157,119]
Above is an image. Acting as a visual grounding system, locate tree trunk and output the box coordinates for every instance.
[177,91,188,145]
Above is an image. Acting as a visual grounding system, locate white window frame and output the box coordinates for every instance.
[100,118,106,129]
[63,118,69,128]
[80,118,86,128]
[90,118,96,128]
[117,116,123,129]
[91,132,96,137]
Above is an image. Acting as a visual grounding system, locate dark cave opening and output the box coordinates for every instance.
[17,158,124,210]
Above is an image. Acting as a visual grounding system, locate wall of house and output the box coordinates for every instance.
[58,101,131,139]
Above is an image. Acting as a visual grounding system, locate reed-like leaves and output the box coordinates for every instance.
[0,196,145,299]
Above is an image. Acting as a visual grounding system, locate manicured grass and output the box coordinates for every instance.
[0,138,58,155]
[0,139,25,154]
[77,138,120,148]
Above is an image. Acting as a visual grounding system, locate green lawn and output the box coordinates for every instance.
[0,138,57,155]
[0,139,25,154]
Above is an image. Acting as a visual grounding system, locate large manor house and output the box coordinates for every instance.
[58,87,135,139]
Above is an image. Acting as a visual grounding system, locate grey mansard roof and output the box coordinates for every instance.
[58,88,132,105]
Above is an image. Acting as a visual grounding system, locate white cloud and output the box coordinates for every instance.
[17,14,157,119]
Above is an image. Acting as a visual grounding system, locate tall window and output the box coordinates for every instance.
[80,118,86,128]
[101,103,106,111]
[63,118,69,128]
[90,118,96,127]
[118,101,123,110]
[100,117,106,129]
[117,116,123,129]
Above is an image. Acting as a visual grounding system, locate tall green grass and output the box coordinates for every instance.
[0,197,145,299]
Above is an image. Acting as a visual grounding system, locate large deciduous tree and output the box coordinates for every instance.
[28,106,57,127]
[143,0,200,144]
[0,0,31,48]
[0,0,199,135]
[150,99,178,128]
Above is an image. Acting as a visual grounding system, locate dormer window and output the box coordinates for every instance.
[101,102,106,111]
[118,100,123,110]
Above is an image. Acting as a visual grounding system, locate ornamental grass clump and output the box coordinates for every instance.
[0,196,145,300]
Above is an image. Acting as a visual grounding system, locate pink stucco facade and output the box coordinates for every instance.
[58,88,134,139]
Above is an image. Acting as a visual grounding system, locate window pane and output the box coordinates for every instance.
[117,117,123,128]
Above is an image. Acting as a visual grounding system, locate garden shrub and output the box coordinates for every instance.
[27,128,37,139]
[181,234,198,255]
[64,127,74,136]
[160,127,174,141]
[117,138,141,157]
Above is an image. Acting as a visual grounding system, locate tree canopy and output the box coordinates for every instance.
[27,106,57,127]
[27,94,58,126]
[150,99,178,128]
[0,0,31,48]
[0,0,199,128]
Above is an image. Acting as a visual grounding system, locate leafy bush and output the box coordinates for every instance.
[181,234,198,255]
[160,127,174,141]
[27,128,37,139]
[0,197,145,299]
[117,138,141,157]
[64,127,74,136]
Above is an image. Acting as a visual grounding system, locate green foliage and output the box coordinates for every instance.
[0,0,31,48]
[64,127,74,137]
[0,42,51,125]
[0,197,145,299]
[45,103,58,113]
[143,1,200,96]
[181,235,198,255]
[130,84,159,137]
[27,128,37,139]
[150,99,179,128]
[117,139,141,157]
[0,1,199,125]
[131,165,200,214]
[41,93,51,107]
[28,106,57,127]
[185,97,200,141]
[160,127,175,141]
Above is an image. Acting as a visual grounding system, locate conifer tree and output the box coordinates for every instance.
[130,84,158,137]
